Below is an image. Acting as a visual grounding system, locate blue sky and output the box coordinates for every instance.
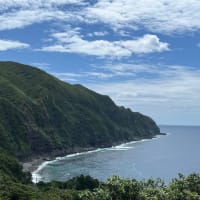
[0,0,200,125]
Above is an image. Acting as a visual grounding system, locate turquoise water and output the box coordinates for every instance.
[33,126,200,183]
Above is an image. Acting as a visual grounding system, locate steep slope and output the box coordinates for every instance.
[0,61,160,160]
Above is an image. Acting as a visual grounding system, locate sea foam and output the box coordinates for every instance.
[32,133,167,183]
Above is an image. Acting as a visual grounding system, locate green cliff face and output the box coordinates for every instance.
[0,61,160,160]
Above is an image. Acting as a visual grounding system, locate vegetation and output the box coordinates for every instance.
[0,151,200,199]
[0,61,160,160]
[2,61,195,199]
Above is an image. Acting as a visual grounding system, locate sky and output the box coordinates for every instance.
[0,0,200,125]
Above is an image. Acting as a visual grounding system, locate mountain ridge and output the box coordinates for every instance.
[0,61,160,161]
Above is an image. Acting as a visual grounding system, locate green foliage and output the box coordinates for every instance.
[37,175,100,191]
[0,151,31,184]
[78,174,200,200]
[0,61,160,160]
[0,151,200,200]
[1,173,200,200]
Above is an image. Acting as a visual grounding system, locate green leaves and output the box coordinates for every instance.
[0,152,31,184]
[78,174,200,200]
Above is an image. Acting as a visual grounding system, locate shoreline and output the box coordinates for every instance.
[22,146,98,173]
[22,133,167,182]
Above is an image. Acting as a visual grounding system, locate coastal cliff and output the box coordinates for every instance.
[0,61,160,161]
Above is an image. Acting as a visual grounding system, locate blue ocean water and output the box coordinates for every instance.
[33,126,200,183]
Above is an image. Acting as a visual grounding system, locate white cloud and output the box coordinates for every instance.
[87,31,109,37]
[30,62,50,70]
[52,72,83,82]
[101,63,186,77]
[41,30,169,58]
[0,0,85,30]
[84,72,114,79]
[197,43,200,48]
[0,8,79,31]
[85,0,200,34]
[1,0,200,34]
[41,39,131,58]
[0,0,85,9]
[84,64,200,125]
[51,71,114,82]
[0,39,29,51]
[119,34,169,54]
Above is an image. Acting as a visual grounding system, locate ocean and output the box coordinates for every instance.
[32,125,200,183]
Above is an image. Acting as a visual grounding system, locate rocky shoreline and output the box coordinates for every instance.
[22,147,97,172]
[22,133,166,173]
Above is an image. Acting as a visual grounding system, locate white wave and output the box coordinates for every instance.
[32,133,167,183]
[32,148,103,183]
[32,171,42,183]
[109,146,133,151]
[58,148,102,160]
[32,159,59,183]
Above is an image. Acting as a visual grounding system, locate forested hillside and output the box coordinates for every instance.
[0,61,160,160]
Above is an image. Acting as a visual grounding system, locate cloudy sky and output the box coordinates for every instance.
[0,0,200,125]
